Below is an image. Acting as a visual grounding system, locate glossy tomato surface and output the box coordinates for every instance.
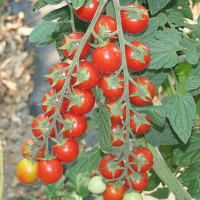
[121,4,149,34]
[99,73,124,100]
[129,77,155,106]
[92,43,122,74]
[62,32,91,60]
[125,41,150,71]
[16,158,38,184]
[38,159,63,184]
[99,154,124,179]
[129,147,153,172]
[61,111,87,138]
[111,123,126,147]
[92,15,118,42]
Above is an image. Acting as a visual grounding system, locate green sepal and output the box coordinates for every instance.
[98,23,116,41]
[104,73,123,90]
[106,101,126,119]
[111,124,126,144]
[60,117,75,133]
[72,66,89,86]
[51,136,69,147]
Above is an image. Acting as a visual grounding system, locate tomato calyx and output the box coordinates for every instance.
[51,136,69,147]
[106,101,126,119]
[107,180,126,190]
[111,125,126,144]
[91,38,109,48]
[126,169,146,184]
[85,0,93,7]
[98,23,116,42]
[104,73,123,90]
[60,117,75,133]
[72,66,89,86]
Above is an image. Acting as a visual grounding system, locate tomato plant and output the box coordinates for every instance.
[88,176,106,194]
[111,123,126,147]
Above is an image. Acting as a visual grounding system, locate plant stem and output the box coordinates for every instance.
[0,139,4,200]
[147,144,193,200]
[65,0,76,32]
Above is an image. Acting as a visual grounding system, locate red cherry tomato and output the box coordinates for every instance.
[74,0,103,22]
[32,113,57,139]
[92,43,122,74]
[38,159,63,184]
[129,77,155,106]
[99,154,124,179]
[111,123,126,147]
[125,41,150,71]
[53,138,79,163]
[41,90,68,117]
[73,61,100,90]
[102,182,126,200]
[105,100,126,124]
[121,4,149,34]
[91,15,118,42]
[130,111,151,134]
[67,87,95,115]
[99,73,124,100]
[60,111,87,138]
[125,169,149,191]
[62,32,91,60]
[21,139,45,160]
[48,63,74,92]
[129,147,153,172]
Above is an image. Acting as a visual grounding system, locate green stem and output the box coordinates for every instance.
[0,139,4,200]
[66,0,76,32]
[147,144,193,200]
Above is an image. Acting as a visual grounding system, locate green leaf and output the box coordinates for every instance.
[162,93,196,143]
[93,86,103,103]
[29,21,59,43]
[167,9,184,24]
[147,0,171,15]
[148,29,182,69]
[106,1,115,18]
[191,88,200,96]
[147,188,170,199]
[180,37,198,50]
[174,62,192,82]
[120,0,145,5]
[156,13,167,27]
[94,105,112,152]
[197,99,200,117]
[43,6,70,21]
[71,0,85,9]
[36,36,55,47]
[135,105,166,127]
[192,16,200,38]
[65,147,103,176]
[145,120,180,146]
[185,49,199,65]
[33,0,47,12]
[24,198,39,200]
[0,0,4,7]
[68,173,90,197]
[45,0,62,4]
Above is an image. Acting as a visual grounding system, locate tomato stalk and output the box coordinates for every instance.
[65,0,76,32]
[0,139,4,200]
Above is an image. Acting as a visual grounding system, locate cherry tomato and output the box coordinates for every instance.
[67,87,95,115]
[129,77,155,106]
[48,62,74,92]
[99,154,124,179]
[74,0,103,22]
[130,111,151,134]
[16,158,38,184]
[21,139,45,160]
[125,169,148,191]
[111,123,126,147]
[121,4,149,34]
[73,61,100,90]
[41,90,68,117]
[92,43,122,74]
[92,15,118,42]
[123,191,143,200]
[53,138,79,163]
[62,32,91,60]
[103,182,126,200]
[99,73,124,100]
[38,159,63,184]
[88,176,106,194]
[32,113,57,139]
[60,111,87,138]
[129,147,153,172]
[125,41,150,71]
[105,100,126,124]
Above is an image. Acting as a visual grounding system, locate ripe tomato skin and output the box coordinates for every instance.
[121,4,149,34]
[38,159,63,184]
[92,15,118,42]
[21,139,45,160]
[73,61,100,90]
[92,43,122,74]
[48,63,74,92]
[16,158,38,184]
[32,113,57,139]
[60,111,87,138]
[105,100,126,124]
[125,41,150,71]
[99,73,124,100]
[130,111,151,134]
[53,138,79,163]
[103,182,126,200]
[62,32,91,60]
[129,147,153,172]
[99,154,124,179]
[41,90,68,117]
[67,87,95,115]
[125,169,148,191]
[74,0,103,22]
[111,123,126,147]
[129,77,155,106]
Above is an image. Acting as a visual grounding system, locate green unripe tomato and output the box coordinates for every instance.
[88,176,106,194]
[123,191,143,200]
